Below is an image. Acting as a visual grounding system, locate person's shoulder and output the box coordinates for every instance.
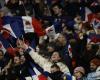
[96,66,100,72]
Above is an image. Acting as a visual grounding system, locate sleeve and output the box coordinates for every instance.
[87,71,100,79]
[26,47,52,72]
[57,62,71,75]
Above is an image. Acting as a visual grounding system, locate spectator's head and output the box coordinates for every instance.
[50,51,61,62]
[50,64,63,80]
[90,58,100,72]
[74,15,82,24]
[20,55,26,64]
[0,50,4,60]
[51,3,63,16]
[13,55,20,66]
[18,47,24,55]
[56,33,67,46]
[86,43,92,50]
[47,42,55,53]
[74,66,85,79]
[50,64,60,73]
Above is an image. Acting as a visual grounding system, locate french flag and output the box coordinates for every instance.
[45,25,60,41]
[2,16,45,39]
[87,13,100,34]
[29,62,48,80]
[68,44,73,58]
[22,16,45,36]
[0,41,6,54]
[2,16,24,38]
[91,18,100,29]
[0,34,10,54]
[84,7,92,22]
[87,13,100,29]
[87,34,100,44]
[45,25,56,38]
[22,16,34,34]
[28,67,39,80]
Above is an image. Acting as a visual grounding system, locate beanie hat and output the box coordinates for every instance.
[90,58,100,66]
[74,66,85,75]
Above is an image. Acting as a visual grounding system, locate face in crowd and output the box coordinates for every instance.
[52,4,62,16]
[90,58,100,72]
[57,34,67,46]
[13,55,26,66]
[50,64,60,73]
[50,51,61,62]
[86,43,92,50]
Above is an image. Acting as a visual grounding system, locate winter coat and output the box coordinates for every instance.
[86,66,100,80]
[26,47,71,75]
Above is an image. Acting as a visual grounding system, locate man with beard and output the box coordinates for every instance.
[86,58,100,80]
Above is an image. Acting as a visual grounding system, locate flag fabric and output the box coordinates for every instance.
[84,7,92,22]
[0,41,6,54]
[0,34,10,49]
[0,28,11,39]
[2,16,24,38]
[25,77,32,80]
[32,17,45,36]
[28,67,39,80]
[1,16,45,49]
[0,33,17,57]
[22,16,34,34]
[2,16,45,38]
[87,33,100,44]
[29,62,48,80]
[45,25,60,41]
[87,13,100,29]
[0,34,10,54]
[3,24,17,38]
[87,13,100,34]
[79,6,92,22]
[45,25,56,39]
[68,44,73,58]
[91,18,100,29]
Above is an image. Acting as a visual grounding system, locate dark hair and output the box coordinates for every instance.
[51,3,63,15]
[53,51,62,57]
[51,3,63,9]
[51,63,60,70]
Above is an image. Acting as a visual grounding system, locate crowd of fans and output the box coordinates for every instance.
[0,0,100,80]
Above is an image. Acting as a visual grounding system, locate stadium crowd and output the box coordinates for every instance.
[0,0,100,80]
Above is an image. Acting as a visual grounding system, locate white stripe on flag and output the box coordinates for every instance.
[32,75,39,80]
[22,16,34,33]
[68,44,73,58]
[25,77,32,80]
[0,41,6,54]
[85,7,92,22]
[3,24,17,38]
[33,67,41,76]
